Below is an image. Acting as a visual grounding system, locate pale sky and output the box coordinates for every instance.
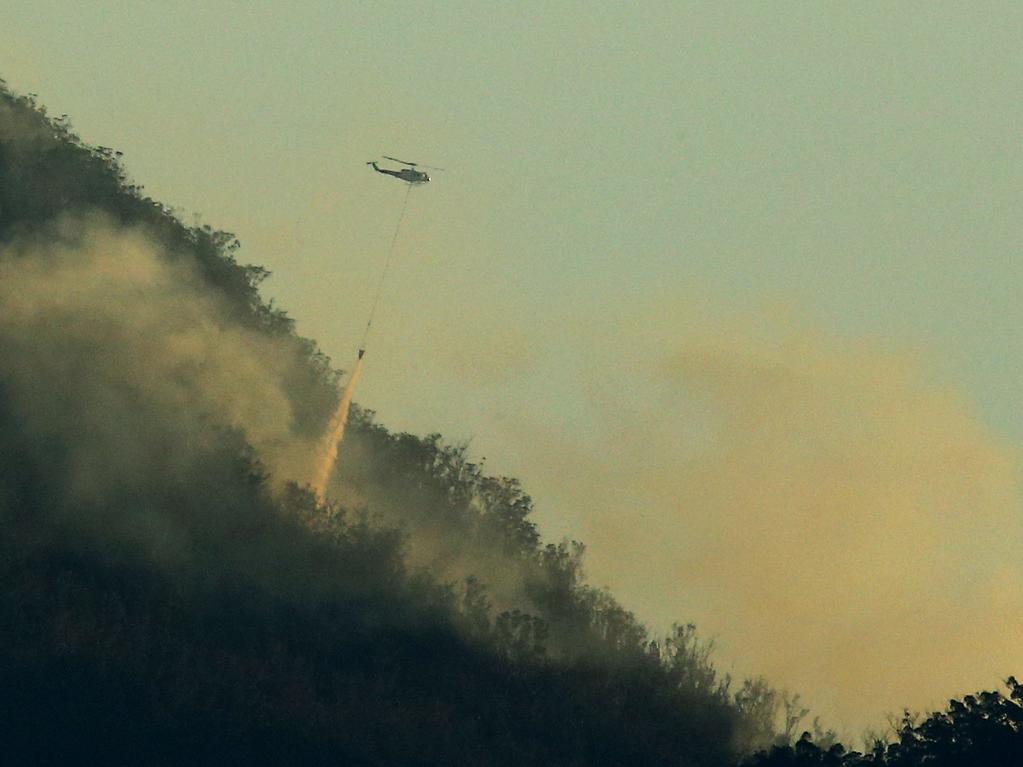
[5,2,1023,733]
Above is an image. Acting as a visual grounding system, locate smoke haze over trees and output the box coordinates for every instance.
[1,82,1021,765]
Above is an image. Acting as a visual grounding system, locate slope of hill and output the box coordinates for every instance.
[0,83,771,766]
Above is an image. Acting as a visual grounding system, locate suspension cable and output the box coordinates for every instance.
[360,182,413,353]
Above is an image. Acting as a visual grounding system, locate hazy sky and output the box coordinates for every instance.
[5,2,1023,732]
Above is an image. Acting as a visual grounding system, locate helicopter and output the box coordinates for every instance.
[367,155,443,185]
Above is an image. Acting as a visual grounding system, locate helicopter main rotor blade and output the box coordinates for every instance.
[382,155,445,171]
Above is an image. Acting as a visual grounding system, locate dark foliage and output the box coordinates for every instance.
[743,681,1023,766]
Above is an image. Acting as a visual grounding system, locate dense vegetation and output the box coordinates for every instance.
[743,679,1023,767]
[1,81,1020,765]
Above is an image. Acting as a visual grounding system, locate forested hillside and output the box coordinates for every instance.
[1,82,1020,766]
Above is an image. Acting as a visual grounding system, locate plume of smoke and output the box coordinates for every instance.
[0,213,314,517]
[483,294,1023,731]
[311,352,364,502]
